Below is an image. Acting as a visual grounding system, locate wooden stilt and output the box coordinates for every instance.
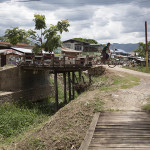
[79,70,82,82]
[89,74,92,85]
[68,72,71,101]
[72,72,75,100]
[63,72,67,104]
[54,72,58,111]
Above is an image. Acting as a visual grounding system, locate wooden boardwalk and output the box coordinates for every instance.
[80,111,150,150]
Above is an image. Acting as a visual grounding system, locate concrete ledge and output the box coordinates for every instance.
[79,112,100,150]
[0,85,54,105]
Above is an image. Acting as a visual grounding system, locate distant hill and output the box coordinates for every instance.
[110,43,139,52]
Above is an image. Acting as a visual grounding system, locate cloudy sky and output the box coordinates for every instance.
[0,0,150,44]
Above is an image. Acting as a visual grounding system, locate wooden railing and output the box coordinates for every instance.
[19,54,101,67]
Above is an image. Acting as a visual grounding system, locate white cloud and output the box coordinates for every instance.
[0,0,150,44]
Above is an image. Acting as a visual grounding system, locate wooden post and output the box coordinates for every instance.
[63,55,65,67]
[68,72,71,101]
[79,70,82,82]
[145,21,149,72]
[72,72,75,100]
[54,72,58,111]
[52,54,54,67]
[89,74,92,85]
[63,72,67,104]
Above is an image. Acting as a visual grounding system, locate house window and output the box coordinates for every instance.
[75,44,82,50]
[64,44,71,49]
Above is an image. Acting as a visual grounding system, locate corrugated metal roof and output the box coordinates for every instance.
[0,49,23,55]
[12,47,32,53]
[12,47,49,54]
[62,47,81,53]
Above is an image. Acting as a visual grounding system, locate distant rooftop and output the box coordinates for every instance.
[0,42,34,49]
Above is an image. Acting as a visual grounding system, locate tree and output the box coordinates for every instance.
[4,14,70,54]
[134,41,150,57]
[4,27,29,45]
[74,38,98,44]
[0,36,8,42]
[33,14,46,44]
[43,20,70,52]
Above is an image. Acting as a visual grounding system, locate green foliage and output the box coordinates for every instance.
[142,104,150,111]
[57,20,70,34]
[124,66,150,73]
[43,20,70,52]
[0,36,8,42]
[0,99,55,142]
[74,38,98,44]
[32,43,43,54]
[134,41,150,57]
[4,27,29,45]
[33,14,46,30]
[99,74,140,91]
[3,15,70,53]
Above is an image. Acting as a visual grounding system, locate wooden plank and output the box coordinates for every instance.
[89,143,150,148]
[87,111,150,149]
[79,112,100,150]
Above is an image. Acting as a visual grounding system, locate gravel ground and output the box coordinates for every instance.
[105,66,150,111]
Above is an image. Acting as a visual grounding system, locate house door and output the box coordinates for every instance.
[1,55,6,67]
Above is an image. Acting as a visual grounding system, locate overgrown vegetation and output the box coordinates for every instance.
[124,66,150,73]
[0,99,55,143]
[142,97,150,111]
[99,73,140,91]
[73,38,98,44]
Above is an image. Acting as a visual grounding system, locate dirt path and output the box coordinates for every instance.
[105,66,150,111]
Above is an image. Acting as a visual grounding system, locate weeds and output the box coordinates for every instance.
[124,66,150,73]
[142,104,150,111]
[99,74,140,91]
[0,99,55,143]
[27,138,45,150]
[93,98,105,113]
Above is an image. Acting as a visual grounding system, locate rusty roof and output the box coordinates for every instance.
[0,42,34,49]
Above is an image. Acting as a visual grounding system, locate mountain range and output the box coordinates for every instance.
[110,43,139,52]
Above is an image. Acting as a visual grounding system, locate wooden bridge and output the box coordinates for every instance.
[19,53,102,111]
[79,111,150,150]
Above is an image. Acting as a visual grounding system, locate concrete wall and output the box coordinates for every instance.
[0,67,53,104]
[0,67,50,91]
[0,85,54,105]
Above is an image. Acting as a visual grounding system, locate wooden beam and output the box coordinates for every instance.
[54,72,58,111]
[72,72,75,100]
[89,74,92,85]
[63,72,67,104]
[79,70,82,82]
[68,72,71,101]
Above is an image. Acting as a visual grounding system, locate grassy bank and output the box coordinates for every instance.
[0,99,55,144]
[124,66,150,73]
[0,71,140,150]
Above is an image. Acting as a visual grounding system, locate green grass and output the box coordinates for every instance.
[92,75,109,83]
[124,66,150,73]
[93,98,105,113]
[99,74,140,91]
[26,138,46,150]
[0,75,79,145]
[142,104,150,111]
[0,99,55,144]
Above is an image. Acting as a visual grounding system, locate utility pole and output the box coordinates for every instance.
[145,21,149,72]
